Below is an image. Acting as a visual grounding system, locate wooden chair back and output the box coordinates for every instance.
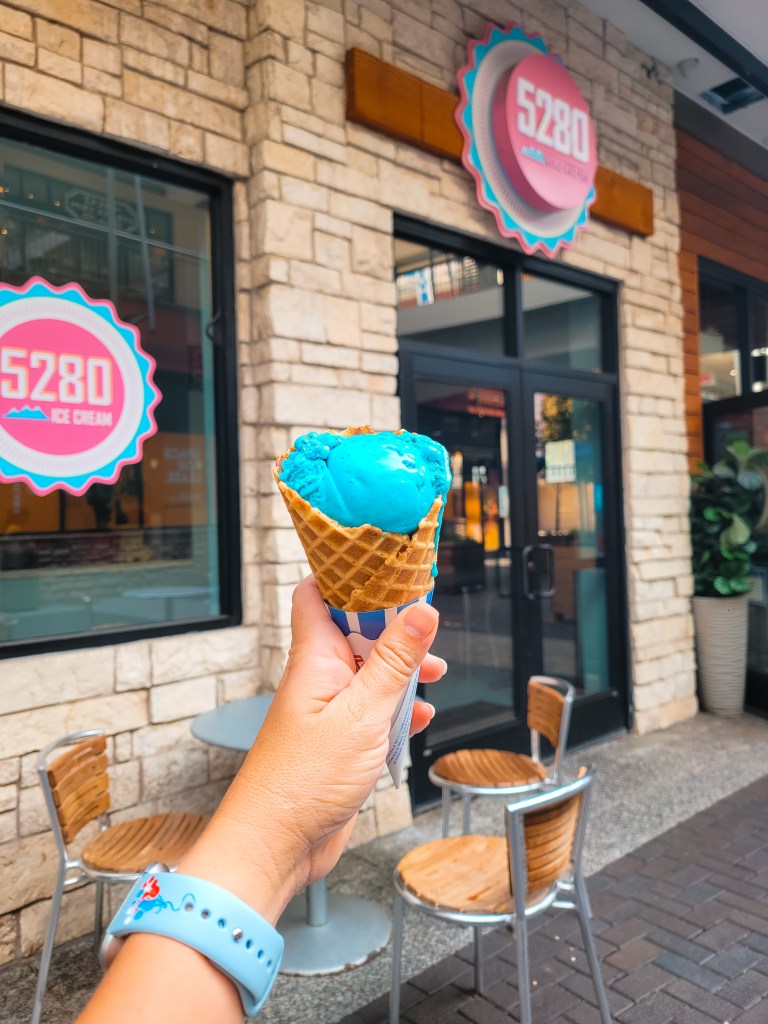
[527,676,567,750]
[509,766,591,899]
[522,789,581,894]
[46,734,110,846]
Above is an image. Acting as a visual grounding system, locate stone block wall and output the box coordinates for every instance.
[0,2,257,965]
[247,0,696,734]
[0,0,695,966]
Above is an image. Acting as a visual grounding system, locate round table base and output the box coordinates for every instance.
[278,892,392,975]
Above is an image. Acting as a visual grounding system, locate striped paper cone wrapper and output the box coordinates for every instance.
[326,590,433,787]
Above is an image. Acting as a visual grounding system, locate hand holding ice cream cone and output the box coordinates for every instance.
[274,425,451,784]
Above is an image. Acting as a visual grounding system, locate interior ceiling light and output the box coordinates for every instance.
[676,57,699,78]
[700,76,765,115]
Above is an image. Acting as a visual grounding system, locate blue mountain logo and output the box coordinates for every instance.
[3,405,49,421]
[521,145,546,164]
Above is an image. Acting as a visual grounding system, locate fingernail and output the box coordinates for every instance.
[404,604,439,638]
[436,657,448,676]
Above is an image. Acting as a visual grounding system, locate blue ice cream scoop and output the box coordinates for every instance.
[279,429,451,535]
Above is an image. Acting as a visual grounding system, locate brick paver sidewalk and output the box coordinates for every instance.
[341,775,768,1024]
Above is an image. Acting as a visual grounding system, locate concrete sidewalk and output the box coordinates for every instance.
[2,712,768,1023]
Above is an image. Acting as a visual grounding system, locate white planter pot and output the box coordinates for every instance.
[692,594,749,716]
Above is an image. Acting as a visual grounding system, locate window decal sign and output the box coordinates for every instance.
[0,277,160,496]
[456,23,597,257]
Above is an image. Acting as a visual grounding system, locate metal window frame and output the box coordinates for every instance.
[393,214,620,376]
[699,257,768,405]
[0,108,242,658]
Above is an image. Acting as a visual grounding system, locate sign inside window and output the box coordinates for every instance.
[0,277,160,495]
[456,23,597,256]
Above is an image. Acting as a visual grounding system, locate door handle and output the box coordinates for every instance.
[522,543,556,600]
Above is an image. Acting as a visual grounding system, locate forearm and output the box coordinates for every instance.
[77,932,244,1024]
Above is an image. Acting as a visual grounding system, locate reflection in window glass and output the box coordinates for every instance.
[751,299,768,394]
[413,379,514,744]
[394,238,504,355]
[521,274,602,372]
[0,135,224,645]
[534,393,609,695]
[699,281,741,402]
[708,401,768,680]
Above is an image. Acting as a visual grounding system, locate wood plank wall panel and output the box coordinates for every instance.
[677,129,768,469]
[345,48,654,237]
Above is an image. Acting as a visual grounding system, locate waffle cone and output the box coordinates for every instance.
[274,429,442,612]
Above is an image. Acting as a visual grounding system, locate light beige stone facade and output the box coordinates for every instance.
[0,0,695,963]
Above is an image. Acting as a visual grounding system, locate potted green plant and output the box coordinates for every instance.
[690,441,768,715]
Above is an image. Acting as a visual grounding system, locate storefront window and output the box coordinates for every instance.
[699,265,768,404]
[699,280,742,401]
[394,239,505,355]
[394,238,606,369]
[521,273,602,371]
[751,298,768,394]
[0,133,236,647]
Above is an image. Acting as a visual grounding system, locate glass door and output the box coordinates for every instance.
[521,372,626,747]
[403,356,531,806]
[412,375,520,744]
[404,355,627,806]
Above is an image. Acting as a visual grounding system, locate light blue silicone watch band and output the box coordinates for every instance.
[101,865,283,1016]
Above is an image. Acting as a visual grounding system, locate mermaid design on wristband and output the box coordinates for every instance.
[128,875,195,921]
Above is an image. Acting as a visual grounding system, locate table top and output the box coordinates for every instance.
[191,693,274,751]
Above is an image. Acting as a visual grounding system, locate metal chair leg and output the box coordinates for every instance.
[514,912,532,1024]
[389,894,405,1024]
[31,864,67,1024]
[575,876,612,1024]
[473,926,484,994]
[441,787,451,837]
[462,794,472,834]
[93,880,105,951]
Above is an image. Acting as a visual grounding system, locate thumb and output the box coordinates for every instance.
[354,602,439,712]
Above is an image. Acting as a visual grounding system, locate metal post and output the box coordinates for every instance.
[474,926,484,994]
[390,895,405,1024]
[462,794,472,834]
[306,880,328,927]
[93,879,105,951]
[442,787,451,837]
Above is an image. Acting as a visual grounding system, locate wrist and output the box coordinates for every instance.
[177,804,303,926]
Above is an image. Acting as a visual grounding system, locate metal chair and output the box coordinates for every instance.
[429,676,575,835]
[32,729,209,1024]
[390,767,610,1024]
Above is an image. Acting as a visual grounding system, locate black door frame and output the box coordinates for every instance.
[395,219,630,809]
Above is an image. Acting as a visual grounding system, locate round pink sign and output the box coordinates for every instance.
[0,278,159,496]
[491,53,597,214]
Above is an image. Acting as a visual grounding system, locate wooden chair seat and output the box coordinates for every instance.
[82,812,208,873]
[397,836,548,915]
[431,749,547,789]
